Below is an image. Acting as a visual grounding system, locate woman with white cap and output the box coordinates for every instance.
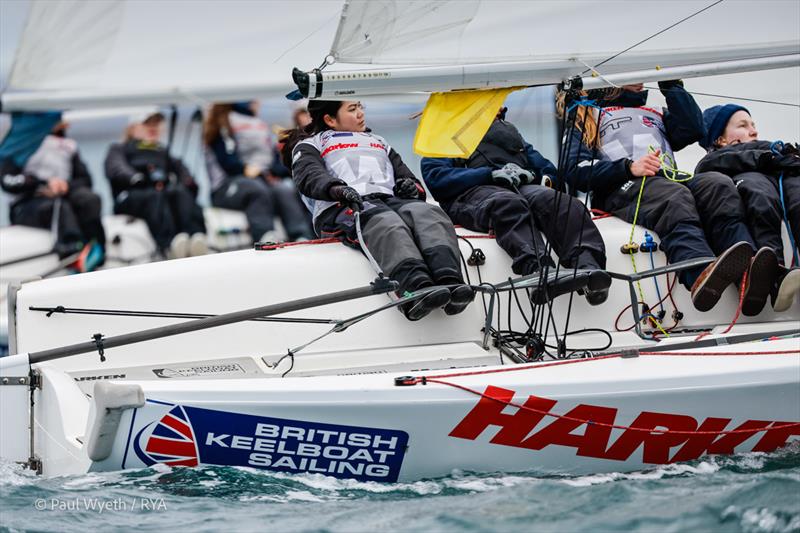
[104,111,208,259]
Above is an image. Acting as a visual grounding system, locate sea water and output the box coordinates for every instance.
[2,444,798,532]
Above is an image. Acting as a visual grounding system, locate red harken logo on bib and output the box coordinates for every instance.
[449,386,799,464]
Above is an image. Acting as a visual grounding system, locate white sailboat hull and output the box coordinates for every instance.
[17,343,800,481]
[2,217,799,481]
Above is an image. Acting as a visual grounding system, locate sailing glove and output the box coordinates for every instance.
[393,177,422,199]
[658,79,684,91]
[329,185,364,211]
[759,151,800,177]
[491,163,533,188]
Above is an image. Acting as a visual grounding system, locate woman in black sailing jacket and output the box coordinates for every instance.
[559,81,757,313]
[694,104,800,313]
[104,112,208,259]
[281,100,473,321]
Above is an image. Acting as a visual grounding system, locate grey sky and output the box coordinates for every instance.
[0,0,29,89]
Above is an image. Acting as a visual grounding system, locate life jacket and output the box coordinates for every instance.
[228,111,273,172]
[23,134,76,184]
[465,120,530,170]
[297,130,395,222]
[598,106,673,162]
[123,139,169,173]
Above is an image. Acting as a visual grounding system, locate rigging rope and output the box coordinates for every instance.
[588,0,725,72]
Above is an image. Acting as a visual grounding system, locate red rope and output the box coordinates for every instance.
[642,349,799,356]
[255,238,339,251]
[590,208,613,220]
[695,270,748,342]
[423,377,800,436]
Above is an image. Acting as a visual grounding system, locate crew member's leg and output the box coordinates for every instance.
[268,180,315,241]
[601,176,752,311]
[316,200,450,321]
[212,177,276,241]
[11,196,83,257]
[688,172,773,315]
[66,186,107,271]
[115,189,176,253]
[388,196,474,315]
[519,184,610,304]
[445,185,551,275]
[67,186,106,247]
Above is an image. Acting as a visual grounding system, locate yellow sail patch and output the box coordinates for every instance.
[413,87,521,158]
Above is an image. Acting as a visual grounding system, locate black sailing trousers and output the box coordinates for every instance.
[442,184,606,276]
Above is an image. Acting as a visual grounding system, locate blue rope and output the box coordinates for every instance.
[779,172,799,266]
[648,248,664,313]
[771,141,798,266]
[566,97,611,116]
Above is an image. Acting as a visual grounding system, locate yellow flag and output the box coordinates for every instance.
[413,87,521,158]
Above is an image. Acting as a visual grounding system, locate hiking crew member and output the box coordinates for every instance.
[421,109,611,305]
[105,111,208,259]
[560,80,754,312]
[204,101,313,243]
[282,100,474,321]
[694,104,800,313]
[1,121,106,272]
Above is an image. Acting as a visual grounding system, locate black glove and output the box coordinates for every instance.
[658,79,684,91]
[781,142,800,157]
[393,178,421,199]
[329,185,364,211]
[759,151,800,177]
[774,154,800,176]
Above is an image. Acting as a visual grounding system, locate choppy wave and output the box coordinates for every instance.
[1,446,798,532]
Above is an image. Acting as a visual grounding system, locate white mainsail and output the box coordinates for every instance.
[4,0,798,110]
[2,0,345,110]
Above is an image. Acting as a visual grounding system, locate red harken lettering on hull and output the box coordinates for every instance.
[449,385,798,464]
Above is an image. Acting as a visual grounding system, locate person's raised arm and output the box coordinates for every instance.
[660,80,703,151]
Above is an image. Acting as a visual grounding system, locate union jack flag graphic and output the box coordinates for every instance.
[135,405,199,467]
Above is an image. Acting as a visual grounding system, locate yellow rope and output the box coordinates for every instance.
[648,145,694,182]
[627,172,670,337]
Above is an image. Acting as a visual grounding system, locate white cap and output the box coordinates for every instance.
[127,108,165,125]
